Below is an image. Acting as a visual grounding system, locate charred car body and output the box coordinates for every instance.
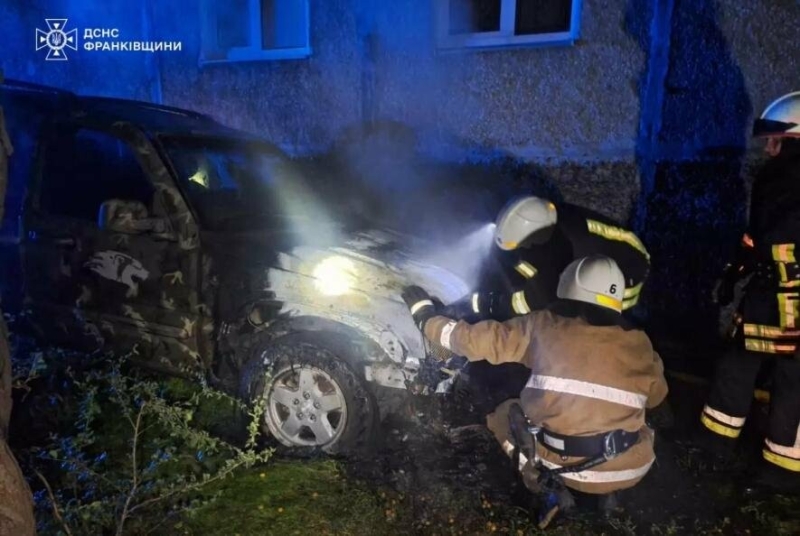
[0,80,469,453]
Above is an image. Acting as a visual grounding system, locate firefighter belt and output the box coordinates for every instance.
[507,403,639,475]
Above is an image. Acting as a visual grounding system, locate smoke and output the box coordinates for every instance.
[262,152,346,247]
[297,122,521,294]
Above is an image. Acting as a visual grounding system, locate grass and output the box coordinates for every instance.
[181,459,406,536]
[177,455,800,536]
[178,458,653,536]
[735,494,800,536]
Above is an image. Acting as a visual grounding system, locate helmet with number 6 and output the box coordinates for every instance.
[557,255,625,313]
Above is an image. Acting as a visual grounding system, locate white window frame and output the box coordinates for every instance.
[200,0,311,65]
[435,0,582,51]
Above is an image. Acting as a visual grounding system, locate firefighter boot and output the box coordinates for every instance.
[535,474,576,529]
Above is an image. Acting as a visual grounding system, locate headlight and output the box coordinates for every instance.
[312,256,357,296]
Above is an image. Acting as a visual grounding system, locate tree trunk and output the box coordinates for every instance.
[0,315,36,536]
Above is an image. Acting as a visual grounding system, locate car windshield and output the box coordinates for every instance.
[161,135,321,232]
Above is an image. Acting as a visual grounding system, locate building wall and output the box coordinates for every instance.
[3,1,797,159]
[2,0,646,159]
[154,0,645,161]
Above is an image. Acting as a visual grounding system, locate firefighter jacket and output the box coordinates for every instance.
[475,203,650,320]
[423,301,668,494]
[738,149,800,355]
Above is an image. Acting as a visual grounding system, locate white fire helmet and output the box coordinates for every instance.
[494,196,558,251]
[557,255,625,313]
[753,91,800,138]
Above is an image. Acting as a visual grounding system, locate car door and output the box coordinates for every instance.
[22,118,203,372]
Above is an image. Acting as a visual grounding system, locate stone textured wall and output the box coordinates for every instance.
[148,0,644,161]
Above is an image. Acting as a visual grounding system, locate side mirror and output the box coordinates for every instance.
[98,199,168,235]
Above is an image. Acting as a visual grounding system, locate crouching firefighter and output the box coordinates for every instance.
[698,90,800,493]
[448,196,651,322]
[402,255,668,522]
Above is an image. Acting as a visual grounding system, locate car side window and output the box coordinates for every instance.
[38,127,155,223]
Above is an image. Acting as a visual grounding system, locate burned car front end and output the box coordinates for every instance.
[158,133,474,453]
[261,229,470,388]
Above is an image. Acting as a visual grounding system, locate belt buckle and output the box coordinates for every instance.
[603,431,619,460]
[527,425,542,464]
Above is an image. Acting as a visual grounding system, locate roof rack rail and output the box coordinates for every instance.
[1,81,215,122]
[82,96,215,122]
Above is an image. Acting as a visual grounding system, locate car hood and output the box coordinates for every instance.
[280,227,470,302]
[213,224,471,365]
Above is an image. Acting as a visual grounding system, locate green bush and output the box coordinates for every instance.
[24,353,272,536]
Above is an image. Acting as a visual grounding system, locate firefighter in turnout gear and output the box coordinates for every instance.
[700,91,800,492]
[402,255,668,516]
[449,196,651,322]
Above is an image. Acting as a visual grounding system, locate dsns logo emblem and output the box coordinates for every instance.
[36,19,78,61]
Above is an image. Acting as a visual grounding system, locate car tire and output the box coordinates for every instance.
[240,335,379,456]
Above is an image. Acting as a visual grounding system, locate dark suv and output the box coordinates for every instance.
[0,80,469,454]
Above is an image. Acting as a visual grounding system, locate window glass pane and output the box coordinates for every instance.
[163,136,308,231]
[261,0,308,49]
[40,128,154,222]
[215,0,250,49]
[448,0,502,35]
[515,0,572,35]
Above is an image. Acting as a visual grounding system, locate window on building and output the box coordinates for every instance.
[39,128,155,223]
[436,0,582,50]
[200,0,311,63]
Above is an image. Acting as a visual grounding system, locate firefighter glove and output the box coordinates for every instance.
[442,293,484,321]
[402,285,437,331]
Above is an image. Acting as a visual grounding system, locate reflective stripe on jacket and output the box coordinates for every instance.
[423,308,668,494]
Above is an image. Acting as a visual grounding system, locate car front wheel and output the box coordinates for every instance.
[240,336,379,455]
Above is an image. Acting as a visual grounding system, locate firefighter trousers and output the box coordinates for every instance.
[702,344,800,474]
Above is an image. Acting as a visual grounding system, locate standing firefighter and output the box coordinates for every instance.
[450,196,651,321]
[0,71,36,535]
[700,91,800,492]
[403,255,668,520]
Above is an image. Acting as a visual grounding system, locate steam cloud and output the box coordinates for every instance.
[302,124,516,294]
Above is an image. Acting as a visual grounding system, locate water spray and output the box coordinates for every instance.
[420,221,498,293]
